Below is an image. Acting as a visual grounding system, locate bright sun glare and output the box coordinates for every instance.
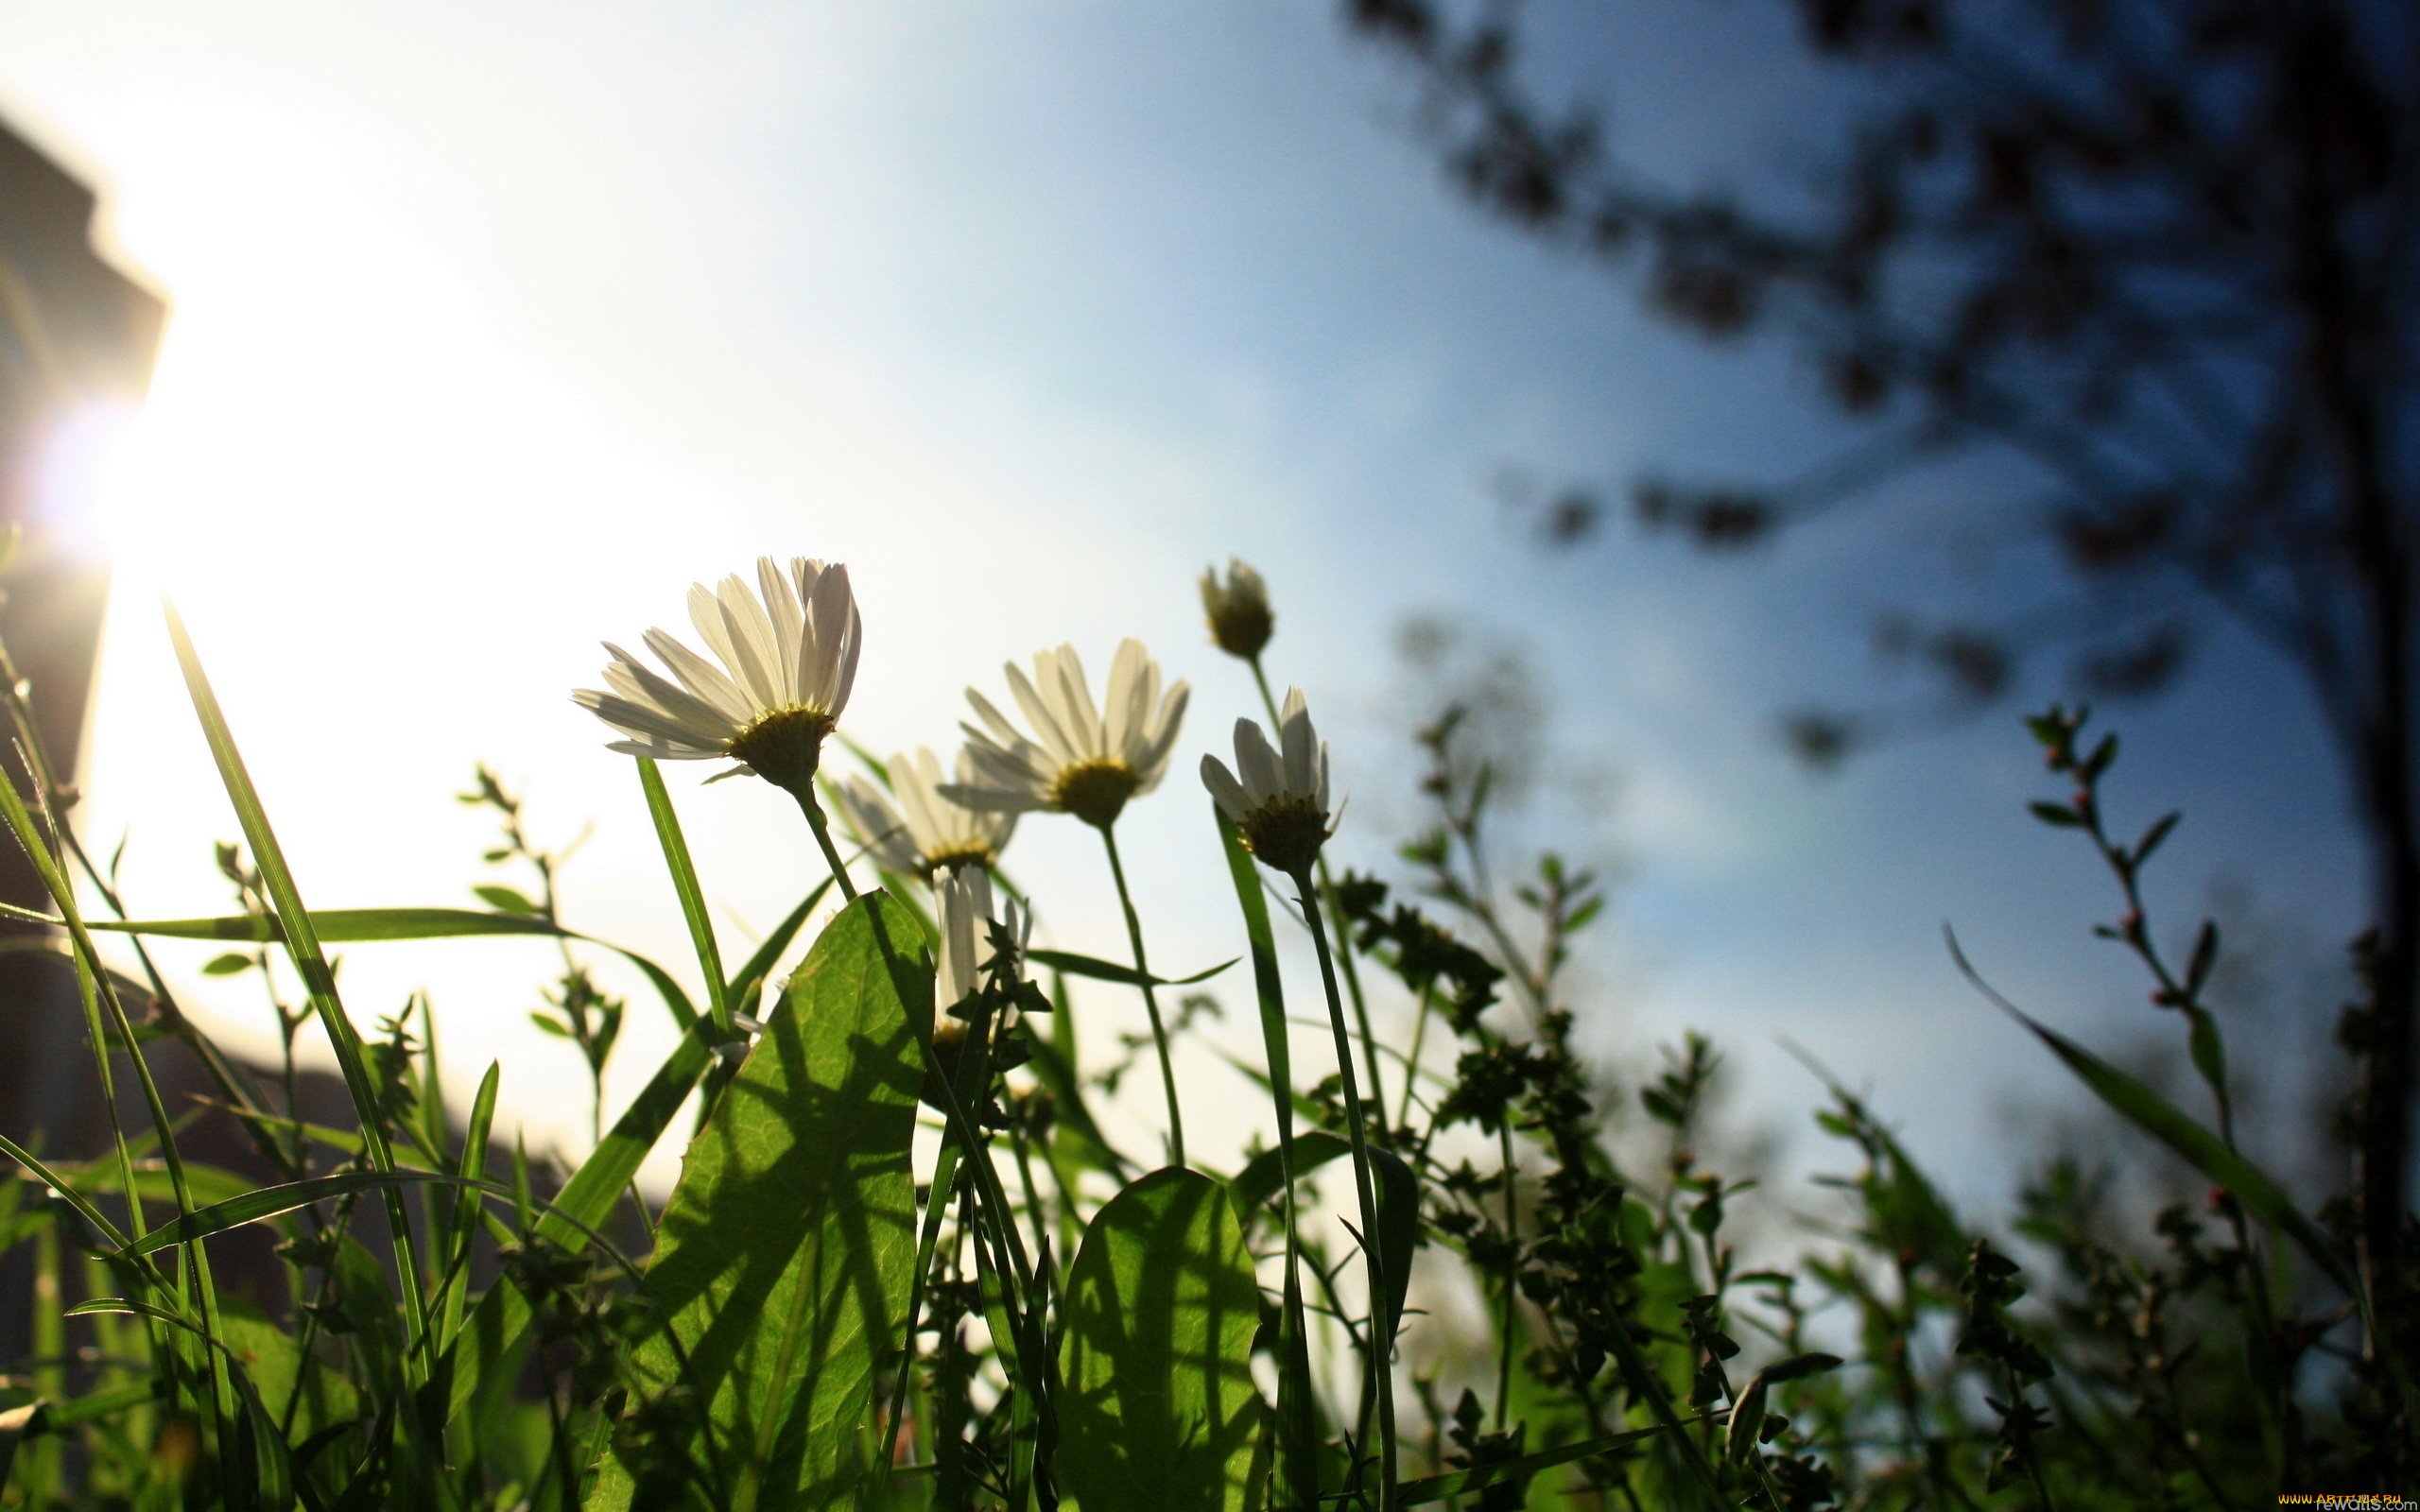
[62,80,752,1169]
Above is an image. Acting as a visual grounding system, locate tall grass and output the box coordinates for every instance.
[0,553,2406,1510]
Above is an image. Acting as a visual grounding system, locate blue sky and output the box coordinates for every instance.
[0,1,2365,1205]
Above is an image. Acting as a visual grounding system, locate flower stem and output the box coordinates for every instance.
[1296,868,1397,1511]
[1101,822,1186,1168]
[1250,658,1388,1124]
[797,787,862,904]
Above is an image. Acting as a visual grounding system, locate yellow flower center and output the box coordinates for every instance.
[1240,796,1329,878]
[726,704,838,799]
[926,842,998,872]
[1051,759,1142,829]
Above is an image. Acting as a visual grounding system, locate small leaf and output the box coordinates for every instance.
[2186,1005,2228,1103]
[2186,919,2220,993]
[2134,811,2181,866]
[472,885,542,917]
[2079,732,2118,782]
[201,952,253,976]
[528,1013,574,1039]
[1724,1378,1769,1463]
[1761,1350,1843,1383]
[2028,801,2083,829]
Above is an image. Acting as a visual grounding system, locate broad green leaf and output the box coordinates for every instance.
[588,895,925,1512]
[1025,949,1237,989]
[1057,1167,1262,1512]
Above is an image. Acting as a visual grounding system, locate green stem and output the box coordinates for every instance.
[1296,869,1397,1512]
[1398,983,1435,1131]
[804,784,1060,1493]
[1495,1121,1517,1435]
[1100,823,1186,1169]
[1251,659,1389,1124]
[798,786,863,905]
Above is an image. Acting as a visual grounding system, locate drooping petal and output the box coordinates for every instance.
[1234,716,1284,806]
[963,688,1027,751]
[573,690,729,755]
[838,776,923,874]
[1278,687,1318,798]
[1006,659,1084,769]
[640,627,755,725]
[1201,754,1252,823]
[1130,679,1190,792]
[601,646,743,747]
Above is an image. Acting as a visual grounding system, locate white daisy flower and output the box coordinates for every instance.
[837,747,1017,876]
[1201,685,1337,876]
[573,558,861,799]
[934,865,997,1016]
[941,640,1189,830]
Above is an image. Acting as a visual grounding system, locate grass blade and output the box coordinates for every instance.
[112,1171,476,1259]
[1025,950,1237,989]
[163,607,436,1379]
[91,907,702,1030]
[1947,928,2362,1304]
[636,757,731,1035]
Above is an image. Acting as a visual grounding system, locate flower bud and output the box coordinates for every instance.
[1200,559,1274,661]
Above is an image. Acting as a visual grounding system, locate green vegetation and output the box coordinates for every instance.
[0,556,2408,1509]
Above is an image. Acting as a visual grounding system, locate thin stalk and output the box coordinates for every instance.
[1098,824,1185,1169]
[1397,983,1435,1132]
[1295,869,1396,1511]
[1495,1121,1516,1435]
[1250,660,1388,1122]
[799,782,1060,1496]
[799,789,862,905]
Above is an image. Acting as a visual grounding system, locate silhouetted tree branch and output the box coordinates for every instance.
[1346,0,2420,1321]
